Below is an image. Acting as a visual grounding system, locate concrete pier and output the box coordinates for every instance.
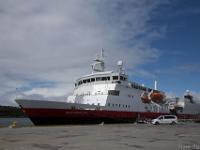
[0,123,199,150]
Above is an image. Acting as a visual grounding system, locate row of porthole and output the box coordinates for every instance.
[107,103,131,108]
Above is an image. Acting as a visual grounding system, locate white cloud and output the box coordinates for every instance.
[24,83,71,99]
[0,0,169,106]
[128,69,156,79]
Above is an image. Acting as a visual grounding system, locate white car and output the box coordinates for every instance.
[152,115,178,125]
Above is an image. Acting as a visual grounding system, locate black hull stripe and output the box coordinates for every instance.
[30,117,137,126]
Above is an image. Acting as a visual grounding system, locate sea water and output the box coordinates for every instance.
[0,118,33,127]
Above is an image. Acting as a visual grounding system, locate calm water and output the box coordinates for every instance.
[0,118,33,127]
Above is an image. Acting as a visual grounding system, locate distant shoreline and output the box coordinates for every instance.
[0,106,26,118]
[0,116,27,118]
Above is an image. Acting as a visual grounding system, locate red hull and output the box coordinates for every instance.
[23,108,138,125]
[22,108,200,125]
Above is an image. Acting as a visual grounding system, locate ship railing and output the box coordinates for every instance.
[75,92,109,97]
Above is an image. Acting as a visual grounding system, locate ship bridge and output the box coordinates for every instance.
[75,71,128,88]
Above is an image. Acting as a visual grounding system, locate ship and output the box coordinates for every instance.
[15,50,200,125]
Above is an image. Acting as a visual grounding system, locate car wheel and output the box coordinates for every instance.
[155,122,159,125]
[170,121,176,125]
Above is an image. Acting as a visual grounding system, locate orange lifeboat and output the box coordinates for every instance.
[141,92,151,103]
[150,91,165,103]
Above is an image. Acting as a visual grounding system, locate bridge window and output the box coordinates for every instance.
[96,77,101,81]
[102,77,107,81]
[113,76,118,80]
[120,76,124,80]
[91,78,95,82]
[108,90,120,96]
[78,81,82,85]
[120,76,126,81]
[96,76,110,81]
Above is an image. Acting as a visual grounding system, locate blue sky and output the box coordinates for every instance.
[131,0,200,95]
[0,0,200,105]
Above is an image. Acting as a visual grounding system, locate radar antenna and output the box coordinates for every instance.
[117,60,124,73]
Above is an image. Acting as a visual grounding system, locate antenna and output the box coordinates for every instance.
[154,80,157,90]
[16,88,26,99]
[101,48,104,60]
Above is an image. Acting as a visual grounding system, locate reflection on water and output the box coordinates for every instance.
[0,118,33,127]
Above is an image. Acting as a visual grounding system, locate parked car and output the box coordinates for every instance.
[152,115,178,125]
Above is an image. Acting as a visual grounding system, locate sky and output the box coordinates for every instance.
[0,0,200,106]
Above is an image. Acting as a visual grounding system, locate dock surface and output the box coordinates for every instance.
[0,123,200,150]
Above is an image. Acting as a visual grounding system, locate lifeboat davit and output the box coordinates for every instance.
[150,91,165,103]
[141,92,151,103]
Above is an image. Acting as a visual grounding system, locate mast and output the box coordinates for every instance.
[154,80,157,90]
[91,49,105,73]
[101,48,104,61]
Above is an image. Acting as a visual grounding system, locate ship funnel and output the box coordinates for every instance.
[154,80,157,90]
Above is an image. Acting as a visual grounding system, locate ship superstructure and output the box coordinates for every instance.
[67,50,167,113]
